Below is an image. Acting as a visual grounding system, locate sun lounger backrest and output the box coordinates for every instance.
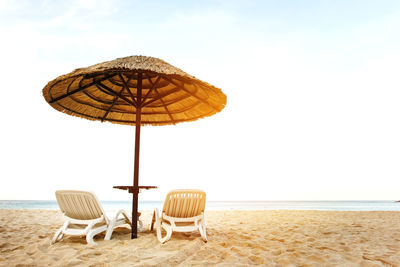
[163,189,206,218]
[55,190,105,220]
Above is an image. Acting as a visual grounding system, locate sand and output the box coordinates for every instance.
[0,209,399,266]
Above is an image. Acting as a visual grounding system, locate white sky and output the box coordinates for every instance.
[1,0,400,201]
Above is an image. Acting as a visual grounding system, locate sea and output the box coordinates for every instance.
[1,200,400,211]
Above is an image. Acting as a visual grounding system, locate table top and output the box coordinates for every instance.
[113,185,158,193]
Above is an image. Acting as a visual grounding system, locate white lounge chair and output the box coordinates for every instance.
[150,189,207,243]
[52,190,143,245]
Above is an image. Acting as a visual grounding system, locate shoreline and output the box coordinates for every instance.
[2,200,400,212]
[2,208,400,212]
[1,209,399,266]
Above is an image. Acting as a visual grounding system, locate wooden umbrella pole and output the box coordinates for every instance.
[132,72,142,239]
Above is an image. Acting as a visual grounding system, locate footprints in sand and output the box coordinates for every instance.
[37,244,48,253]
[78,251,103,261]
[272,249,282,256]
[248,255,264,264]
[322,231,335,235]
[1,210,400,266]
[11,245,25,252]
[270,237,285,243]
[0,243,8,249]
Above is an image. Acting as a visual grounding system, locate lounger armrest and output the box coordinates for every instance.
[150,208,160,231]
[113,209,132,226]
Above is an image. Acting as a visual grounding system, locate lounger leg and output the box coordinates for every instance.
[152,209,172,243]
[157,223,172,244]
[105,215,119,241]
[52,220,70,244]
[87,226,107,245]
[86,231,96,245]
[199,220,207,242]
[51,227,63,244]
[104,224,115,241]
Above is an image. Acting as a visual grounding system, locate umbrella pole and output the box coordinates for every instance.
[132,72,142,239]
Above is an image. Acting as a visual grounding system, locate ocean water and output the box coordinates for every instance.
[1,200,400,211]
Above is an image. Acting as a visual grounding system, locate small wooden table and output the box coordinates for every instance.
[113,185,158,194]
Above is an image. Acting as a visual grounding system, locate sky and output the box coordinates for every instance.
[1,0,400,201]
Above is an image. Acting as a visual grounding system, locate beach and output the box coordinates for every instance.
[0,209,399,266]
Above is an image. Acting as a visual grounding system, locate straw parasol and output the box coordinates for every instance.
[42,55,226,239]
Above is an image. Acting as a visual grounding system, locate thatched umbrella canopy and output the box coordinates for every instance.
[42,55,226,239]
[43,55,226,125]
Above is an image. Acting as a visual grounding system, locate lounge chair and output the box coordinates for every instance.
[52,190,143,245]
[150,189,207,243]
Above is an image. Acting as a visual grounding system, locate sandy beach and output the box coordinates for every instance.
[0,209,399,266]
